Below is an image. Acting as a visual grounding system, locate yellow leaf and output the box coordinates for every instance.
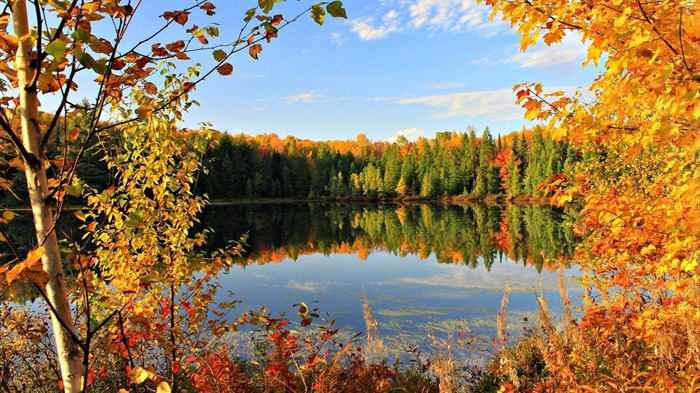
[640,244,656,256]
[557,194,573,205]
[156,382,171,393]
[524,107,539,121]
[586,45,602,67]
[129,366,149,384]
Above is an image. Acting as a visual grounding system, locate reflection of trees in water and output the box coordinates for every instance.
[201,203,578,271]
[4,202,577,301]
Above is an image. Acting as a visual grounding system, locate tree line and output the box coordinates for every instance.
[198,126,577,201]
[2,123,578,206]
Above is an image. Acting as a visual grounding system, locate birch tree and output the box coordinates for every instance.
[0,1,345,391]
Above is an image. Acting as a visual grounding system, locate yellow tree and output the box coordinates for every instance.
[0,1,345,391]
[481,0,699,390]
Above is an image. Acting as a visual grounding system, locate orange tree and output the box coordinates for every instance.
[480,0,699,390]
[0,1,345,392]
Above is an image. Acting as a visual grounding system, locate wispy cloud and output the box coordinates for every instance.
[349,0,503,41]
[284,92,324,104]
[390,85,584,121]
[376,263,578,293]
[469,56,489,65]
[504,34,587,68]
[424,82,466,90]
[286,280,329,292]
[350,10,401,40]
[387,128,425,143]
[390,88,524,121]
[330,32,348,46]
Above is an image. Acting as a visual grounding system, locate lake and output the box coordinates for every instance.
[200,202,582,359]
[2,201,582,363]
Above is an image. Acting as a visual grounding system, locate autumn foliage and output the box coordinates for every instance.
[481,0,700,390]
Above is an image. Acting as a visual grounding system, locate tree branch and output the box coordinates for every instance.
[0,111,40,168]
[636,0,679,56]
[678,8,699,82]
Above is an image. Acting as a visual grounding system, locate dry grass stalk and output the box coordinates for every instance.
[431,344,457,393]
[362,289,384,363]
[497,282,510,345]
[496,283,520,389]
[558,267,574,325]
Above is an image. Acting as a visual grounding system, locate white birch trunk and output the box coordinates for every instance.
[12,1,85,391]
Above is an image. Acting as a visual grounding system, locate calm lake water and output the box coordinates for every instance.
[201,202,582,355]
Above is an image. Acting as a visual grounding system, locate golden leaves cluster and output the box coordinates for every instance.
[482,0,700,389]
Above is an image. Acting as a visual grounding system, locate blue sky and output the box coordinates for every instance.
[132,1,599,142]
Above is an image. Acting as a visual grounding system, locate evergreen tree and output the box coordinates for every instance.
[399,152,419,195]
[506,150,521,197]
[381,144,401,196]
[472,127,496,196]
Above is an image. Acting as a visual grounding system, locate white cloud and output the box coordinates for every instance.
[387,128,425,143]
[348,0,502,41]
[378,262,580,293]
[505,34,587,68]
[286,280,329,292]
[350,10,401,41]
[391,85,585,121]
[469,56,489,65]
[424,82,466,90]
[330,32,348,46]
[392,88,525,121]
[284,92,323,104]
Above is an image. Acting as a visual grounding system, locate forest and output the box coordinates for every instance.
[199,127,576,201]
[0,0,698,392]
[1,123,576,204]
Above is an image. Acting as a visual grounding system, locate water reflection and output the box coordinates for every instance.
[204,202,582,352]
[202,202,578,272]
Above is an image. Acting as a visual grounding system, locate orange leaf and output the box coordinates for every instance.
[6,246,46,285]
[216,63,233,76]
[144,82,158,95]
[249,44,262,60]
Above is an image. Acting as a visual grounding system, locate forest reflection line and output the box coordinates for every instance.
[201,202,579,272]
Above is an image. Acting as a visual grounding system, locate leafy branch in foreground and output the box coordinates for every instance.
[480,0,699,390]
[0,1,346,391]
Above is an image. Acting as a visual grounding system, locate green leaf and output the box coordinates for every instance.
[310,5,325,26]
[92,57,107,75]
[244,7,256,23]
[212,49,226,62]
[126,210,145,228]
[205,26,219,38]
[49,0,69,11]
[75,51,96,69]
[258,0,275,14]
[71,29,91,43]
[326,1,347,19]
[45,39,67,60]
[65,183,83,197]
